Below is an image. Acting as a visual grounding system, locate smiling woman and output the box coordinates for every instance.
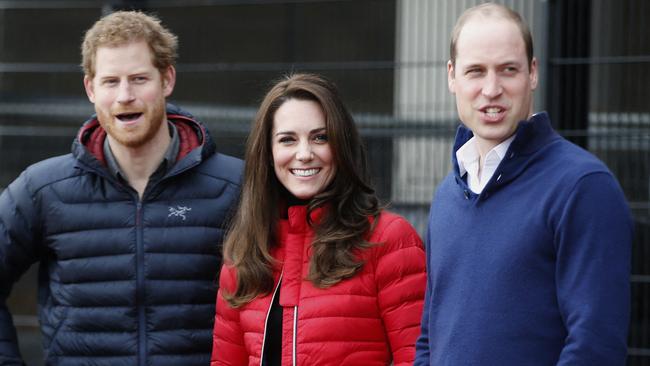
[271,99,335,200]
[211,73,426,366]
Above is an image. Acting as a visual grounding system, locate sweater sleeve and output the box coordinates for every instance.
[554,172,632,365]
[414,215,433,365]
[374,216,427,366]
[211,265,249,366]
[0,172,42,366]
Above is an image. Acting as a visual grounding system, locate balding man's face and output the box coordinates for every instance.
[448,16,538,156]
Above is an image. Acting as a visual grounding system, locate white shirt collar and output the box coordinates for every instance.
[456,134,515,194]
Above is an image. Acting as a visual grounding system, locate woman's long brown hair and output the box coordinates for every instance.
[222,73,380,307]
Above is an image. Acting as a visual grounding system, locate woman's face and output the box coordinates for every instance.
[271,99,336,200]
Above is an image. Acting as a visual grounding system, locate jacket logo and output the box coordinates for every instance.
[168,206,192,221]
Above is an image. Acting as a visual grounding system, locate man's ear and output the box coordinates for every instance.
[162,66,176,97]
[447,60,456,94]
[83,75,95,103]
[529,57,539,91]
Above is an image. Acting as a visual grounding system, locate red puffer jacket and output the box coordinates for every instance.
[211,206,426,366]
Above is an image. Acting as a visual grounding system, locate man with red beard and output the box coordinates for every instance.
[416,3,632,365]
[0,11,242,366]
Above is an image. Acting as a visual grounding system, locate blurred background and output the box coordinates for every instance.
[0,0,648,364]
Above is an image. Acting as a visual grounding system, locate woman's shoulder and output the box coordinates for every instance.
[218,262,238,291]
[368,210,423,250]
[364,211,425,278]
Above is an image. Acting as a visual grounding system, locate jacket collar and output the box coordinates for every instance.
[72,103,215,175]
[275,204,326,307]
[280,204,327,234]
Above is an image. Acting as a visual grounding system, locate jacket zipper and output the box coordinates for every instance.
[292,306,298,366]
[135,200,146,366]
[79,147,198,366]
[78,144,194,366]
[260,272,283,366]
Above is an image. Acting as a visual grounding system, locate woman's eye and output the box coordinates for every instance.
[314,134,328,143]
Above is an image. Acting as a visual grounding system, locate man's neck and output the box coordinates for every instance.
[107,123,171,199]
[475,140,496,166]
[474,134,516,176]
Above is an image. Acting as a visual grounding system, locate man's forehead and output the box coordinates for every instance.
[455,16,525,55]
[92,42,158,77]
[458,14,518,39]
[93,41,155,63]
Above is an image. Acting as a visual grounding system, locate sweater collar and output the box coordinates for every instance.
[452,112,561,193]
[453,112,558,170]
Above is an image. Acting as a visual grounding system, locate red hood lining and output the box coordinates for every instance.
[79,114,203,167]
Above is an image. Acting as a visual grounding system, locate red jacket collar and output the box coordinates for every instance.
[78,114,203,167]
[274,204,327,307]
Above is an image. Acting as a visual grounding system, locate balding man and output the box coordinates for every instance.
[415,3,632,365]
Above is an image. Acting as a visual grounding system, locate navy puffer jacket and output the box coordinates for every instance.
[0,105,243,366]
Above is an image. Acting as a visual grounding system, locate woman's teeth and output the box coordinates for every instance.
[291,168,319,177]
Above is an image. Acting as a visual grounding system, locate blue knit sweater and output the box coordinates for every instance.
[415,112,632,365]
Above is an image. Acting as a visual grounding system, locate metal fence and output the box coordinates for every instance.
[546,1,650,363]
[0,0,649,364]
